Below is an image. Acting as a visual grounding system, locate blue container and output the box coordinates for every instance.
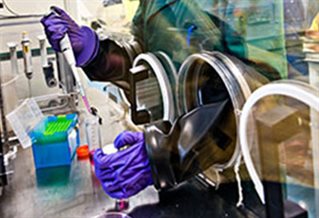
[30,114,79,169]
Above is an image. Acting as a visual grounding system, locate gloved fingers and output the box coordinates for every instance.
[95,167,117,182]
[95,148,146,183]
[50,6,78,27]
[46,25,68,39]
[95,157,128,176]
[93,148,118,169]
[43,25,68,52]
[101,170,153,199]
[122,172,153,196]
[98,156,151,187]
[98,173,129,195]
[116,152,149,176]
[93,147,137,171]
[115,167,150,186]
[69,39,84,54]
[96,168,130,189]
[41,17,69,27]
[100,181,123,196]
[113,131,144,149]
[121,161,151,177]
[99,140,148,174]
[102,185,126,199]
[93,138,152,199]
[41,11,68,24]
[113,131,131,149]
[94,140,149,171]
[100,177,143,199]
[42,15,68,36]
[50,6,71,19]
[50,6,65,15]
[94,148,135,173]
[41,8,58,23]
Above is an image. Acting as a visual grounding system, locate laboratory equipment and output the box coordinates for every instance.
[0,63,19,134]
[59,34,91,113]
[6,98,44,149]
[76,145,90,159]
[38,35,49,68]
[0,66,8,189]
[177,52,268,171]
[129,51,267,179]
[7,42,19,76]
[21,32,33,97]
[85,114,101,151]
[30,114,79,169]
[129,52,177,124]
[145,100,228,190]
[56,52,77,95]
[44,7,93,113]
[7,98,79,169]
[38,35,57,88]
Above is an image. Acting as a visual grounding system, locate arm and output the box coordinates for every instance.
[82,38,140,92]
[93,98,232,199]
[41,6,144,92]
[82,0,146,90]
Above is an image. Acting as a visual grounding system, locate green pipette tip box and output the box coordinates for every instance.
[30,113,79,169]
[30,114,78,145]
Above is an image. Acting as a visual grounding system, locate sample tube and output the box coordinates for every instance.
[85,116,101,150]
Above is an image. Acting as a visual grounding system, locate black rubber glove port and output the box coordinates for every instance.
[145,99,231,190]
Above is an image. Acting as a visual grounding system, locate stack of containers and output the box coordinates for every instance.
[6,99,79,169]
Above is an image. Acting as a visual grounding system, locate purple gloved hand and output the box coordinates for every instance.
[94,131,153,199]
[41,6,99,66]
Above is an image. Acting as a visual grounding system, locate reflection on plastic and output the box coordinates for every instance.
[239,80,319,204]
[94,212,131,218]
[36,166,71,187]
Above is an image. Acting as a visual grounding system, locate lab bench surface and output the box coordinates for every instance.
[0,147,251,218]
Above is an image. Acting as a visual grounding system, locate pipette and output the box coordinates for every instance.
[21,32,33,97]
[47,8,91,113]
[59,34,91,113]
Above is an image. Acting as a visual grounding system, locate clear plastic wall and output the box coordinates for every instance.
[1,0,319,217]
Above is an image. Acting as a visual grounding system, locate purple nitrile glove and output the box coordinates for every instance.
[93,131,153,199]
[40,6,99,66]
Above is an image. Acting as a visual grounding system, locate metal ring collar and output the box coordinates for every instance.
[178,52,252,170]
[133,53,176,123]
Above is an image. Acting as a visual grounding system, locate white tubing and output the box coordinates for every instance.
[235,154,244,207]
[239,81,319,204]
